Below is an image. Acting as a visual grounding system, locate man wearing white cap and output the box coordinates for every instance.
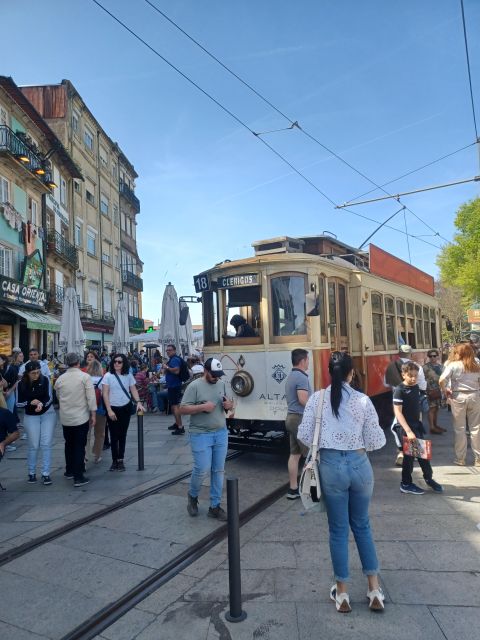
[179,357,233,521]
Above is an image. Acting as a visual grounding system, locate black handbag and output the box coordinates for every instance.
[113,373,137,415]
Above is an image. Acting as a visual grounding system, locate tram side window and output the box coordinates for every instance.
[203,290,219,345]
[271,274,307,337]
[423,306,431,348]
[430,308,438,348]
[385,296,396,349]
[406,301,416,347]
[224,286,261,338]
[318,276,328,341]
[415,303,423,348]
[338,284,347,337]
[371,292,384,349]
[396,299,406,344]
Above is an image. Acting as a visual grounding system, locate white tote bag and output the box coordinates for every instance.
[299,389,327,513]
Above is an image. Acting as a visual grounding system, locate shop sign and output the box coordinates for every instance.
[217,273,259,289]
[46,193,69,225]
[0,276,47,309]
[467,308,480,323]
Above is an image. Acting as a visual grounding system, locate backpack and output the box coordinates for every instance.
[178,358,190,383]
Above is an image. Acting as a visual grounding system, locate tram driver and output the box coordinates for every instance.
[229,314,256,338]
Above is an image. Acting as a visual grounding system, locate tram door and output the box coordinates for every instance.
[327,279,349,351]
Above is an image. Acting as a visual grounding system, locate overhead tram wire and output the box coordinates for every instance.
[142,0,450,244]
[460,0,479,141]
[344,141,476,204]
[90,0,443,251]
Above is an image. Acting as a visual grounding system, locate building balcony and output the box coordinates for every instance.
[119,181,140,213]
[47,284,65,310]
[129,315,144,332]
[122,269,143,291]
[0,125,54,190]
[47,230,78,269]
[103,311,114,323]
[78,302,93,318]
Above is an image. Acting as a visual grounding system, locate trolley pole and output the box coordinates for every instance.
[137,409,144,471]
[225,477,247,623]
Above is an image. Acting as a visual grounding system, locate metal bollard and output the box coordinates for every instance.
[137,409,144,471]
[225,477,247,623]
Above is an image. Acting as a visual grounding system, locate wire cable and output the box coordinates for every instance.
[142,0,452,244]
[91,0,444,251]
[345,141,475,203]
[460,0,479,139]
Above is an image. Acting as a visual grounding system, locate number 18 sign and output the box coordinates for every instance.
[193,273,211,293]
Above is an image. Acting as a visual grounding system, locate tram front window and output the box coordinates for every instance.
[271,274,307,337]
[223,286,261,339]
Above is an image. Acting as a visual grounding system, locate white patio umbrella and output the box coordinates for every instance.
[59,286,86,357]
[158,283,182,355]
[112,297,130,354]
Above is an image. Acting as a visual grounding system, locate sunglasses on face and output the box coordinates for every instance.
[428,354,439,358]
[114,360,123,364]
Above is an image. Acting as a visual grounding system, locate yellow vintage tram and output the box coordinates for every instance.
[194,235,439,450]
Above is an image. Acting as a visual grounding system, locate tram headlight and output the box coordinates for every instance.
[231,371,254,397]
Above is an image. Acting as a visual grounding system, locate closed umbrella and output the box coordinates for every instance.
[158,283,182,356]
[179,300,194,356]
[112,298,130,354]
[59,286,85,357]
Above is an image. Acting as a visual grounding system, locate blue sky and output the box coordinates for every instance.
[2,0,479,324]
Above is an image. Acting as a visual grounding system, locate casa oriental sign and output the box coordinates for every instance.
[1,276,47,309]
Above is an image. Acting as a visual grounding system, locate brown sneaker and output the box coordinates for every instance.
[208,505,227,521]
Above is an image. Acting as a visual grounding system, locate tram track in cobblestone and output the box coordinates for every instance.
[60,479,289,640]
[0,450,244,568]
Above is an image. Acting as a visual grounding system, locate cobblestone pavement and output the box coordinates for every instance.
[1,408,479,639]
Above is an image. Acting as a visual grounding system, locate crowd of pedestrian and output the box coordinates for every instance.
[0,344,205,488]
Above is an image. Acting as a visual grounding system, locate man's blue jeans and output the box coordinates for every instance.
[320,449,379,582]
[189,428,228,507]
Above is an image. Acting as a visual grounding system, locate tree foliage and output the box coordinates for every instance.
[436,197,480,305]
[435,281,468,342]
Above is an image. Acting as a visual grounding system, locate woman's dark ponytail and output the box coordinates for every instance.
[328,351,353,417]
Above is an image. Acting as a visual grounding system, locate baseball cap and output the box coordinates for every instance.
[191,364,204,375]
[399,344,412,354]
[204,358,225,377]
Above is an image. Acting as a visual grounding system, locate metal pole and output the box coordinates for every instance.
[225,477,247,623]
[137,409,144,471]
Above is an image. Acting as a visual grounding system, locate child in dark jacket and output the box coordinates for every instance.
[393,362,443,495]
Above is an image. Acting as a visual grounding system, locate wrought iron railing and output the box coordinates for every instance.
[122,269,143,291]
[119,181,140,212]
[48,284,64,306]
[103,311,114,322]
[78,302,93,316]
[0,125,54,185]
[47,230,78,269]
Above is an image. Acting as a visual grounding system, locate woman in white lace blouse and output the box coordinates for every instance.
[299,351,386,614]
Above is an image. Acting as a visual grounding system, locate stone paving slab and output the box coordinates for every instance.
[429,605,480,640]
[0,620,50,640]
[206,602,299,640]
[136,573,199,615]
[381,569,480,606]
[296,603,444,640]
[184,568,276,603]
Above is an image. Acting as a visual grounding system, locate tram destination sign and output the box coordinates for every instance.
[217,273,259,289]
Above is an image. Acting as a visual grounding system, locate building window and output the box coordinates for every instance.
[112,163,118,181]
[84,126,94,151]
[0,104,8,126]
[121,212,126,232]
[0,175,9,203]
[29,198,39,227]
[99,145,108,168]
[102,251,110,264]
[86,179,95,205]
[75,221,83,247]
[100,193,109,216]
[88,283,98,310]
[74,180,81,193]
[0,244,13,277]
[72,109,80,133]
[87,229,97,256]
[113,204,119,227]
[60,176,67,207]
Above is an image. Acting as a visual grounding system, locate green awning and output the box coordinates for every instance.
[6,307,61,332]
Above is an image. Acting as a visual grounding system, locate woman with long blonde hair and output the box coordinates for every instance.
[439,342,480,466]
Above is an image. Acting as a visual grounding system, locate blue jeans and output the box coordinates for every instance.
[149,386,168,412]
[320,449,379,582]
[189,428,228,507]
[24,407,57,476]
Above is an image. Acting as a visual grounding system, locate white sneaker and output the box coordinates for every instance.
[5,444,17,452]
[330,585,351,613]
[20,433,28,440]
[367,587,385,611]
